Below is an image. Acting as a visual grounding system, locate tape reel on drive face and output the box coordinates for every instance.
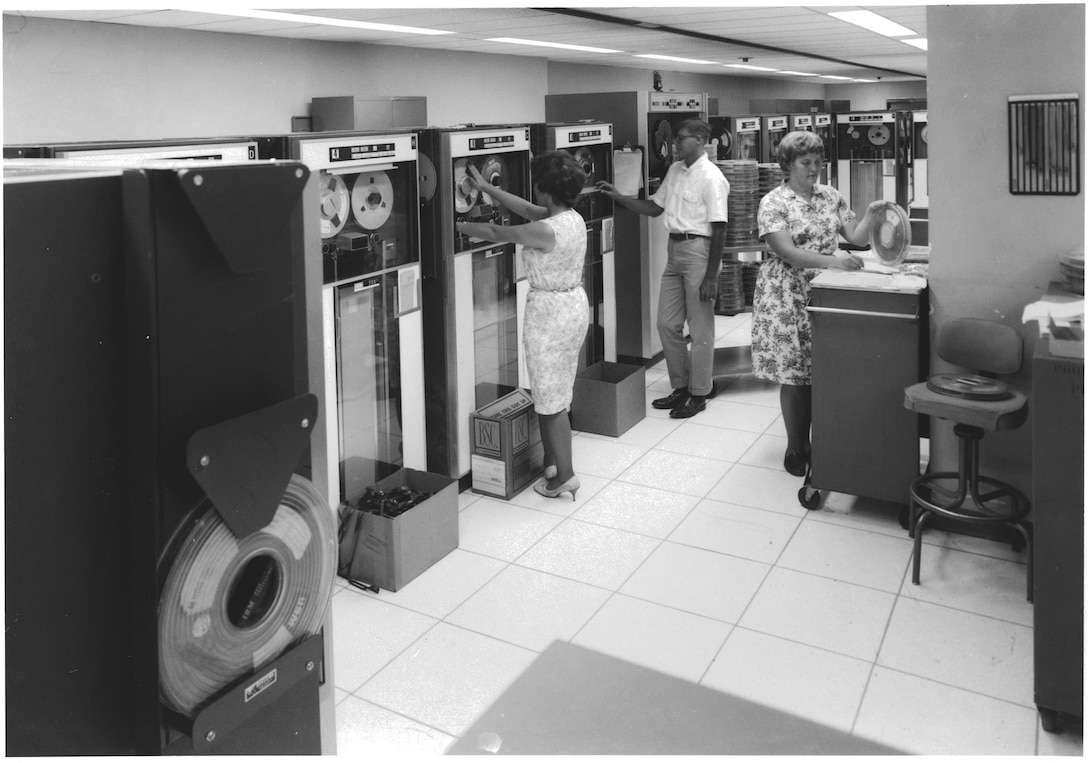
[652,119,673,163]
[417,152,438,203]
[718,129,734,158]
[351,171,394,231]
[452,159,479,213]
[157,474,336,716]
[867,125,891,146]
[478,155,508,206]
[572,147,595,186]
[319,174,351,239]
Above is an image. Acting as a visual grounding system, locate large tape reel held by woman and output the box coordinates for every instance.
[158,474,336,716]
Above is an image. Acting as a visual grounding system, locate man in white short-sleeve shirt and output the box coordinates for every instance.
[597,118,729,418]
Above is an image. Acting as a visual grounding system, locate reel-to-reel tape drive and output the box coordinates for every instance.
[261,130,427,509]
[834,111,913,213]
[294,133,419,284]
[451,152,515,249]
[709,115,762,162]
[418,125,533,482]
[530,121,616,369]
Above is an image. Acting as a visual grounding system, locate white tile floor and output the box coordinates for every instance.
[329,313,1083,757]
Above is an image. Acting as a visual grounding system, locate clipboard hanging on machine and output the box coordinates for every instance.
[612,144,644,198]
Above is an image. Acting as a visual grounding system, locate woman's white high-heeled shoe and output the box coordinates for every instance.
[534,475,580,501]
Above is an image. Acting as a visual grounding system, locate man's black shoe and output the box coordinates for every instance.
[652,389,689,410]
[669,394,706,418]
[704,380,720,400]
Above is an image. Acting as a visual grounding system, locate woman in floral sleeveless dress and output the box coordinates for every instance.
[752,130,885,480]
[459,152,588,500]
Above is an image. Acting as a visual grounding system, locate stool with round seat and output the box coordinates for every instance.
[903,317,1032,601]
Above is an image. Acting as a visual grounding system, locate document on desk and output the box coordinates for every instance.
[811,269,927,293]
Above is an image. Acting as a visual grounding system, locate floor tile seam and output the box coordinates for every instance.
[697,543,787,680]
[698,469,812,517]
[661,417,775,441]
[647,440,745,464]
[724,623,878,669]
[563,506,697,542]
[678,402,783,426]
[891,587,1036,630]
[500,491,667,570]
[611,587,747,629]
[788,513,918,555]
[565,588,622,645]
[482,495,585,520]
[336,691,458,745]
[867,662,1040,712]
[847,575,908,735]
[769,561,908,598]
[602,474,709,502]
[804,511,923,542]
[340,616,445,696]
[916,535,1033,565]
[504,559,626,596]
[657,534,783,571]
[410,617,560,661]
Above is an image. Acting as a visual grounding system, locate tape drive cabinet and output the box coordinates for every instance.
[4,158,333,755]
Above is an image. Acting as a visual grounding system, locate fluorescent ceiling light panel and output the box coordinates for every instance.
[487,37,621,53]
[902,38,928,50]
[778,70,818,77]
[725,63,778,72]
[827,10,916,37]
[819,75,853,80]
[636,54,716,65]
[187,9,454,35]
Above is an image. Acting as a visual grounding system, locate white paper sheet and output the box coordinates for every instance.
[613,149,643,197]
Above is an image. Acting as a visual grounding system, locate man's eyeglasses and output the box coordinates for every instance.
[675,133,698,141]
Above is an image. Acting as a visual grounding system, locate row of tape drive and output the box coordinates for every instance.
[706,110,921,215]
[3,119,617,755]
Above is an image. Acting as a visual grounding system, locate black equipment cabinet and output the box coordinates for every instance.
[4,161,329,755]
[808,283,929,505]
[1031,343,1084,733]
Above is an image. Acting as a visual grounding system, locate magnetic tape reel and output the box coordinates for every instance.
[926,374,1012,401]
[478,155,508,206]
[157,474,337,716]
[652,119,673,163]
[710,125,732,159]
[572,147,595,186]
[351,171,394,231]
[452,159,479,213]
[417,152,438,203]
[920,125,929,145]
[718,129,734,159]
[319,174,351,239]
[867,125,891,146]
[869,201,911,266]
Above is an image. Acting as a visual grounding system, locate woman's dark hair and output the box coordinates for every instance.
[531,150,587,207]
[777,130,825,173]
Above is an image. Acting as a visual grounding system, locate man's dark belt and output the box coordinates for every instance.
[669,232,708,240]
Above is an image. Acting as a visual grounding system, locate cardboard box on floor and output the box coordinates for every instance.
[471,389,544,499]
[339,468,458,592]
[571,361,646,437]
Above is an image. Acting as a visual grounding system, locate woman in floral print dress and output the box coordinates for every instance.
[752,131,885,479]
[459,152,588,500]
